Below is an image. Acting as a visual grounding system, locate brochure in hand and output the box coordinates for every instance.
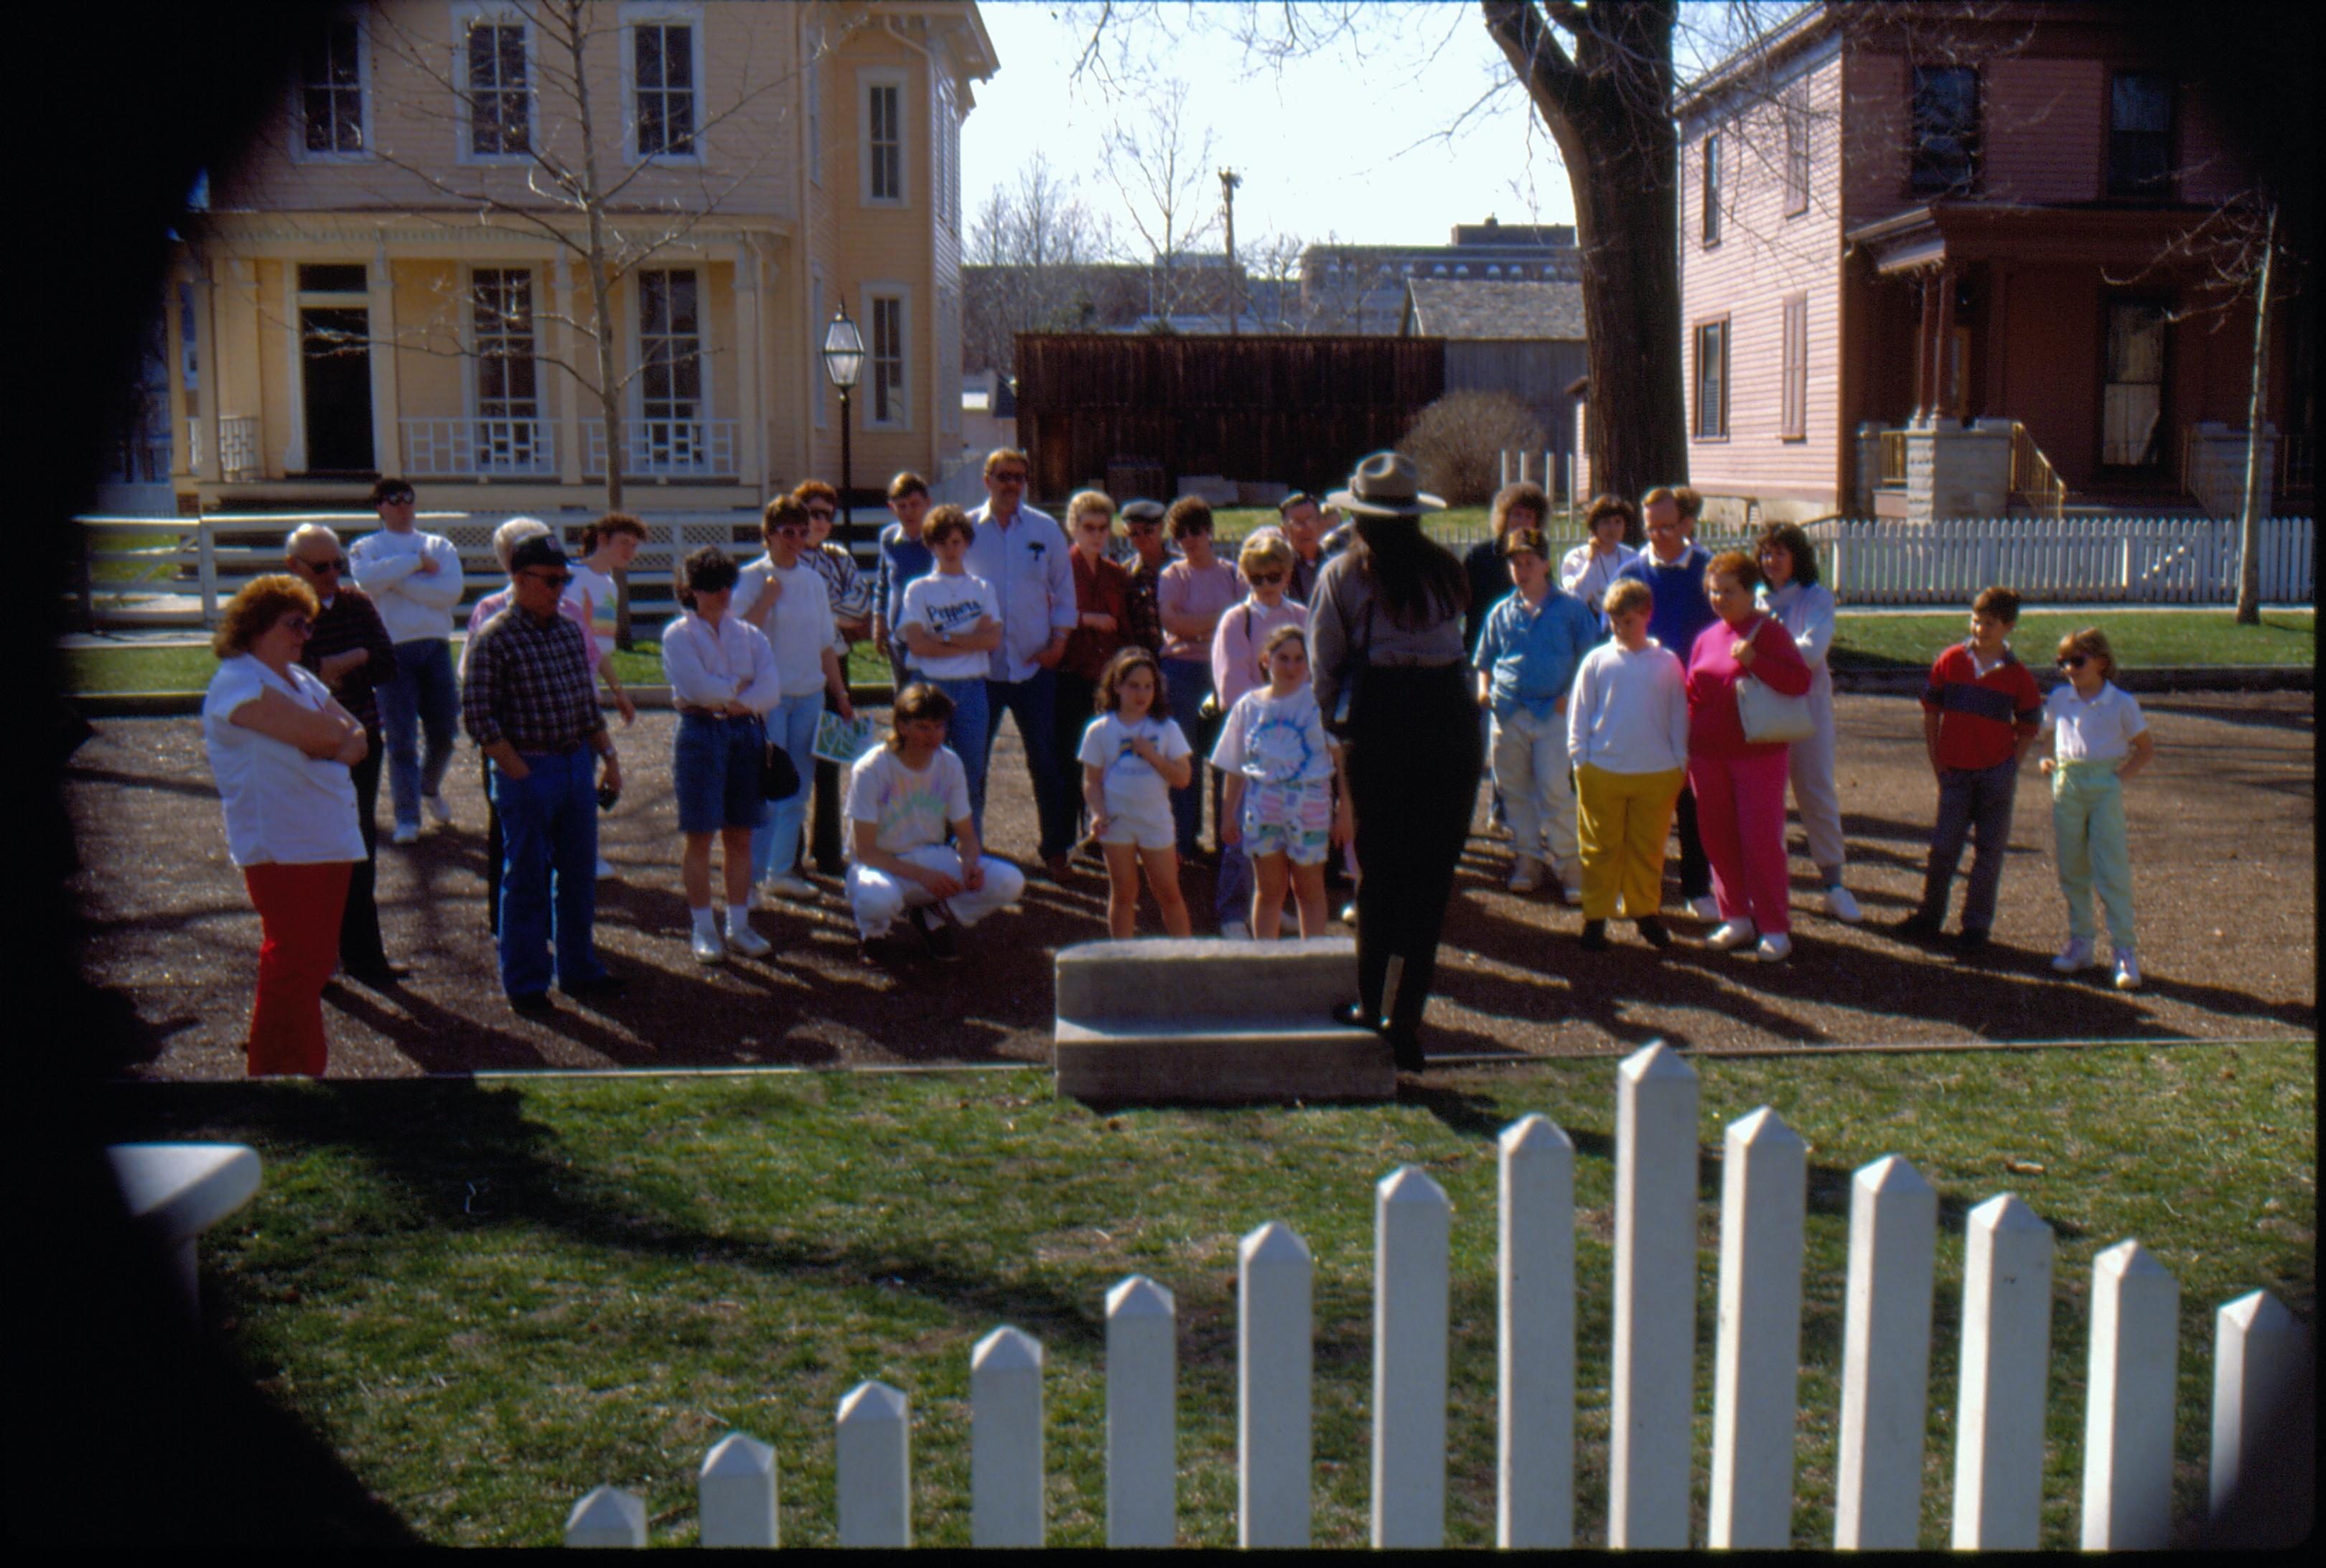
[812,710,881,766]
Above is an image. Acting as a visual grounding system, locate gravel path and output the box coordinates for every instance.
[68,691,2315,1081]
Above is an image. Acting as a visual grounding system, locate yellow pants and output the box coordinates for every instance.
[1576,763,1687,921]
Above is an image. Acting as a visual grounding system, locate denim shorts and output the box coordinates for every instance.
[674,713,770,834]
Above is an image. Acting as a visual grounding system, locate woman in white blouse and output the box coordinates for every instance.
[663,546,786,963]
[201,575,369,1075]
[1756,522,1861,923]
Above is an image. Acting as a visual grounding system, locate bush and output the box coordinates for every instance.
[1398,390,1548,508]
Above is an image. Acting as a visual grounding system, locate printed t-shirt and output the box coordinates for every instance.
[201,655,366,867]
[567,560,619,668]
[1078,713,1191,821]
[898,572,1001,681]
[1210,686,1333,784]
[846,745,971,859]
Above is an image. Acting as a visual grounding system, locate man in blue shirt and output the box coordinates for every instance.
[962,447,1080,879]
[1614,486,1717,917]
[1474,529,1601,900]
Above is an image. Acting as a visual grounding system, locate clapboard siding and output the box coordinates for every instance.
[1679,45,1846,509]
[1984,57,2103,204]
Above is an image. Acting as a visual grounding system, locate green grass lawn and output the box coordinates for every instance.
[60,640,892,696]
[108,1042,2314,1546]
[1828,609,2315,671]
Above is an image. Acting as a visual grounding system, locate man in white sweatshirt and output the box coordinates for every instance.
[349,477,468,844]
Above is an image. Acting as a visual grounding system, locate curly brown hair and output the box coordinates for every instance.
[790,479,839,510]
[1586,493,1640,536]
[1756,521,1820,587]
[212,574,319,658]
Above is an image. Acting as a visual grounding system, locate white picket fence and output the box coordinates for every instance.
[1814,515,2317,606]
[555,1043,2311,1549]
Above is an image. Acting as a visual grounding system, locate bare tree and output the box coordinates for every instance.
[1101,79,1225,324]
[963,154,1115,378]
[1243,231,1310,333]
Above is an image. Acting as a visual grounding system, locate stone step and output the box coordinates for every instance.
[1054,935,1355,1022]
[1054,1017,1395,1103]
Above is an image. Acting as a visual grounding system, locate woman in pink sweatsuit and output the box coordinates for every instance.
[1686,549,1813,962]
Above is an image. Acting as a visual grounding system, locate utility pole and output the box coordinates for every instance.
[1220,167,1242,337]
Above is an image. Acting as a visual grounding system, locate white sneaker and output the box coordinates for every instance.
[690,928,724,965]
[2051,938,2098,973]
[724,923,772,959]
[1340,902,1358,927]
[1689,895,1721,923]
[1823,885,1864,923]
[2112,949,2142,990]
[596,855,615,879]
[762,873,818,902]
[424,793,453,826]
[1755,933,1793,963]
[391,823,421,846]
[1706,918,1758,951]
[1220,920,1253,940]
[1508,857,1541,894]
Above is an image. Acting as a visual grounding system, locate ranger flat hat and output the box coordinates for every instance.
[1325,450,1445,518]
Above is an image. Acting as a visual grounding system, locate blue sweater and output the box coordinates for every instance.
[1615,544,1717,659]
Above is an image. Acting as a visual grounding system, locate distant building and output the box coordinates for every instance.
[1303,218,1582,335]
[1402,279,1589,488]
[163,1,996,513]
[1678,1,2305,522]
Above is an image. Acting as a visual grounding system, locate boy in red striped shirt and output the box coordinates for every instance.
[1895,587,2042,954]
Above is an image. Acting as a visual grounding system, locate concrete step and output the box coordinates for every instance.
[1054,935,1355,1022]
[1053,1017,1394,1103]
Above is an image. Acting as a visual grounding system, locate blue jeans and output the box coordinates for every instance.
[492,747,607,997]
[984,667,1075,859]
[378,638,459,829]
[931,677,991,834]
[749,691,823,882]
[1918,758,2020,935]
[1161,658,1213,855]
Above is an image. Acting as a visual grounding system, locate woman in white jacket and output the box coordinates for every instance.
[1755,522,1861,922]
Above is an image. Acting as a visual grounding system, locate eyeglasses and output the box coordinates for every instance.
[1245,571,1284,585]
[522,569,573,587]
[2056,654,2089,669]
[990,470,1029,485]
[772,522,811,536]
[805,506,836,521]
[296,556,346,574]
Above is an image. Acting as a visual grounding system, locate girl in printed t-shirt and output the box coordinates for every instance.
[843,683,1025,962]
[1079,646,1195,938]
[1213,623,1349,940]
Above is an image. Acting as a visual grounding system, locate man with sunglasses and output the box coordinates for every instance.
[462,535,624,1013]
[286,524,402,985]
[347,477,467,846]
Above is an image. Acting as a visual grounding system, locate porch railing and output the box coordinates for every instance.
[2007,422,2065,518]
[401,418,557,477]
[584,419,739,479]
[188,415,261,482]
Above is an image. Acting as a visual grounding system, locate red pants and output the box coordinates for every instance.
[1687,749,1793,936]
[242,862,352,1077]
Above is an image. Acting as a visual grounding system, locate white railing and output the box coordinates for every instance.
[556,1043,2312,1549]
[187,415,261,482]
[1812,515,2316,606]
[401,418,556,477]
[584,418,739,478]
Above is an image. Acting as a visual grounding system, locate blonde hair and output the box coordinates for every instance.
[1067,489,1116,531]
[1238,532,1294,575]
[492,516,551,573]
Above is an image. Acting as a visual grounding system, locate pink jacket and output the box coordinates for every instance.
[1686,615,1811,759]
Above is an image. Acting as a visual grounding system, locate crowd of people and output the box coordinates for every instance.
[199,454,2157,1078]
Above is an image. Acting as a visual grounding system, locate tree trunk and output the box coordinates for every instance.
[2234,203,2276,626]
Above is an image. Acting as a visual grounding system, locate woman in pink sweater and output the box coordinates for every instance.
[1686,550,1813,961]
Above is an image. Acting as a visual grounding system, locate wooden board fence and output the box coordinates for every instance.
[554,1042,2312,1549]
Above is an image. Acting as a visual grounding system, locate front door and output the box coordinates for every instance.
[2101,302,2167,470]
[300,306,375,474]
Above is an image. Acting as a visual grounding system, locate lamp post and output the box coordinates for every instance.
[811,305,867,877]
[821,306,864,548]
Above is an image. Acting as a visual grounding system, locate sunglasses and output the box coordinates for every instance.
[523,569,573,587]
[990,471,1029,485]
[2056,654,2089,669]
[380,492,415,505]
[1245,571,1284,585]
[279,615,313,636]
[296,556,346,574]
[1075,521,1111,533]
[805,506,836,520]
[772,521,811,536]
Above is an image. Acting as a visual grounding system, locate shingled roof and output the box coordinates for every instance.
[1402,278,1587,341]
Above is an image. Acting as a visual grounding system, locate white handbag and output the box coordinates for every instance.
[1733,619,1816,743]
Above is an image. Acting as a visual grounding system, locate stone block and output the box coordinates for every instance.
[1055,937,1355,1023]
[1054,1017,1393,1103]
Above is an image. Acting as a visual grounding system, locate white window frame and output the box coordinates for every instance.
[1779,292,1808,442]
[466,266,542,424]
[861,284,912,430]
[452,3,537,167]
[809,271,828,429]
[805,22,823,186]
[630,266,711,426]
[620,1,705,165]
[859,67,909,207]
[290,13,372,163]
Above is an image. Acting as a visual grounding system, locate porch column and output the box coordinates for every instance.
[733,236,765,491]
[369,243,401,478]
[1933,264,1958,423]
[1911,274,1936,423]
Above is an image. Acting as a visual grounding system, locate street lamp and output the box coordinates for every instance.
[821,306,864,548]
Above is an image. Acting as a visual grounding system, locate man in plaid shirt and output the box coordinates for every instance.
[286,524,403,984]
[462,535,624,1012]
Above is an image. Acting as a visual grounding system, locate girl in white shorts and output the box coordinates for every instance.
[1079,647,1194,937]
[1214,624,1350,938]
